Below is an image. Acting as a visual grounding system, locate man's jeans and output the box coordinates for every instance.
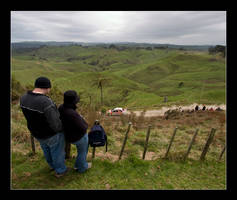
[37,132,67,174]
[72,133,89,173]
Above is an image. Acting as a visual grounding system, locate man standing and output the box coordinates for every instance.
[20,77,68,178]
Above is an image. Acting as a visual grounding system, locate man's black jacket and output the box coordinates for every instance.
[58,103,88,143]
[20,91,63,139]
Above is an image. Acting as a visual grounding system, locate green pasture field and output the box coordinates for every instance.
[11,45,226,109]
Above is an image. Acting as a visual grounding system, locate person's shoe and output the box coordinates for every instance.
[54,167,71,178]
[49,168,54,172]
[87,162,92,169]
[74,164,92,173]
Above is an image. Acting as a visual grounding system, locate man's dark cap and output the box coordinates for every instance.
[34,77,51,89]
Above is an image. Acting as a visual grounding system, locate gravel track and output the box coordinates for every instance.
[127,103,226,117]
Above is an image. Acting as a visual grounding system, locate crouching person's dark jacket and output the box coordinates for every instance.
[58,103,88,143]
[20,91,63,139]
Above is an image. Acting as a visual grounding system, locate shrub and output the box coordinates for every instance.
[48,85,64,106]
[11,76,26,103]
[178,82,184,88]
[101,107,107,115]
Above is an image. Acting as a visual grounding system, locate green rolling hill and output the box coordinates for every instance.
[11,44,226,109]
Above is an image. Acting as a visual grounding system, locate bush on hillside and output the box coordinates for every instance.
[48,86,64,106]
[208,45,226,57]
[11,90,21,102]
[101,107,107,115]
[11,76,26,103]
[178,82,184,88]
[25,84,34,91]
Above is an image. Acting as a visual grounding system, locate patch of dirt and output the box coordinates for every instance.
[11,141,29,155]
[138,151,160,160]
[88,151,119,162]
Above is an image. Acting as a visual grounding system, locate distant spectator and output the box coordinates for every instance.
[164,96,168,103]
[216,107,223,111]
[202,105,206,111]
[209,107,214,111]
[195,105,199,111]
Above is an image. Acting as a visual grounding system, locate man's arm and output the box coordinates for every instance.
[44,104,63,133]
[70,111,88,134]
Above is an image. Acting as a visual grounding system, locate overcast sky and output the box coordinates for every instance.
[11,11,226,45]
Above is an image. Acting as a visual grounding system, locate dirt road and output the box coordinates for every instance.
[127,103,226,117]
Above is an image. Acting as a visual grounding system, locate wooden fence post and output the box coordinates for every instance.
[92,147,96,159]
[90,119,100,160]
[218,145,226,162]
[183,129,199,161]
[65,141,71,159]
[200,128,216,161]
[164,127,178,159]
[30,134,36,155]
[119,122,132,160]
[142,125,152,160]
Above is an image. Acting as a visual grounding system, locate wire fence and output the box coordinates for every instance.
[29,121,226,163]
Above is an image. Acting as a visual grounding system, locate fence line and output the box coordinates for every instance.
[118,122,132,160]
[28,123,224,163]
[142,125,152,160]
[164,127,178,159]
[92,147,96,159]
[218,145,226,161]
[200,128,216,161]
[65,141,71,159]
[30,134,35,155]
[183,129,199,161]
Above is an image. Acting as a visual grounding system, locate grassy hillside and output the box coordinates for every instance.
[11,45,226,109]
[11,102,226,189]
[10,45,226,189]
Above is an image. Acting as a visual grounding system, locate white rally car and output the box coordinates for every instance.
[106,107,127,116]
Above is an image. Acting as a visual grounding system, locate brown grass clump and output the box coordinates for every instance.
[77,105,101,128]
[128,110,136,121]
[11,105,31,144]
[88,151,119,162]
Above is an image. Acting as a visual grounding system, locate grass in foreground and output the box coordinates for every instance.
[11,102,226,190]
[11,150,226,190]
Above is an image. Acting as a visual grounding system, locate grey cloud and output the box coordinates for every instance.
[11,11,226,45]
[119,11,226,44]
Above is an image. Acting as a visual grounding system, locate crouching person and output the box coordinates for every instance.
[58,90,92,173]
[20,77,68,178]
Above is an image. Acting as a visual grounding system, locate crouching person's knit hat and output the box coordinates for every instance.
[64,90,80,105]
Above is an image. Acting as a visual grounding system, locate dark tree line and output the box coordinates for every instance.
[208,45,226,57]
